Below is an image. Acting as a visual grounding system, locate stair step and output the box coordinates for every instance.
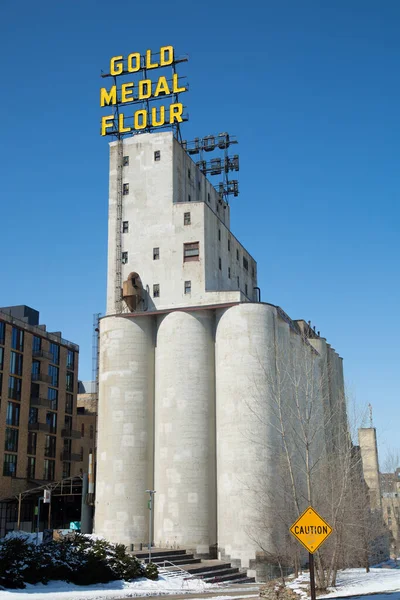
[203,571,250,583]
[196,567,239,579]
[133,549,187,558]
[146,557,201,566]
[184,562,233,574]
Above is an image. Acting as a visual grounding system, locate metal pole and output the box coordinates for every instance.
[309,552,316,600]
[48,498,51,529]
[36,497,42,546]
[17,493,22,530]
[146,490,155,563]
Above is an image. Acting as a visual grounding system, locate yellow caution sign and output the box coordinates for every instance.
[290,506,333,554]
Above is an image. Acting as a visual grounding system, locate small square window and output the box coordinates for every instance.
[207,193,210,203]
[188,194,191,202]
[236,249,239,261]
[184,212,191,225]
[154,150,161,161]
[122,251,128,264]
[122,221,129,233]
[245,284,248,296]
[228,239,231,251]
[228,267,231,279]
[123,156,129,166]
[219,257,222,270]
[184,281,191,294]
[153,284,160,298]
[218,229,221,241]
[123,183,129,195]
[153,247,160,260]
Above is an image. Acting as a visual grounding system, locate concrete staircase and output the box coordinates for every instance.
[133,548,255,584]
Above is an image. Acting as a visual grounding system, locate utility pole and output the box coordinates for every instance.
[146,490,156,563]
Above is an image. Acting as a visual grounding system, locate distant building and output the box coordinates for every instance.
[76,381,97,474]
[381,468,400,557]
[0,305,81,500]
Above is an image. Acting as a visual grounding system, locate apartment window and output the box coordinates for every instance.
[184,281,191,294]
[122,251,128,264]
[66,371,74,393]
[8,376,22,401]
[184,212,191,225]
[3,454,17,477]
[153,247,160,260]
[0,322,5,345]
[48,365,59,388]
[228,267,231,279]
[183,242,199,262]
[11,327,24,351]
[33,336,41,353]
[237,276,240,288]
[27,457,36,479]
[236,249,239,261]
[6,402,20,426]
[62,462,71,478]
[188,194,191,202]
[32,360,40,378]
[154,150,161,161]
[0,347,3,370]
[48,388,58,410]
[65,394,73,415]
[65,415,72,432]
[90,425,94,440]
[153,284,160,298]
[5,428,18,452]
[122,221,129,233]
[46,412,57,434]
[10,351,23,376]
[243,256,249,271]
[228,239,231,251]
[43,459,55,481]
[123,155,129,166]
[27,431,37,455]
[123,183,129,195]
[0,372,2,397]
[219,257,222,270]
[67,350,74,371]
[81,423,85,437]
[44,435,56,458]
[50,343,59,365]
[245,284,248,296]
[29,407,38,425]
[188,168,191,180]
[218,229,221,241]
[207,193,210,203]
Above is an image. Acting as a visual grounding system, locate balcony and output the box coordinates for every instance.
[61,428,81,439]
[28,422,50,433]
[30,395,51,409]
[31,373,52,384]
[33,350,53,361]
[60,451,81,462]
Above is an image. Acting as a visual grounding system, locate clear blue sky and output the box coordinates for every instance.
[0,1,398,462]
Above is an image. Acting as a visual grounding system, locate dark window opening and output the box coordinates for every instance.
[122,221,129,233]
[154,150,161,161]
[245,283,248,296]
[207,193,210,203]
[183,242,200,262]
[228,239,231,251]
[243,256,249,271]
[153,284,160,298]
[184,281,191,294]
[219,257,222,270]
[228,267,231,279]
[123,156,129,166]
[218,229,221,241]
[153,247,160,260]
[188,194,191,202]
[184,212,191,225]
[123,183,129,195]
[122,251,128,264]
[236,249,239,261]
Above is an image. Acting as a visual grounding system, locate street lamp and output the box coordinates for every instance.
[145,490,156,563]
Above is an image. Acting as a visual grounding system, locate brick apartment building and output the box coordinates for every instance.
[0,305,81,499]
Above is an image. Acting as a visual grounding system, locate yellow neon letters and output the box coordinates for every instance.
[110,56,123,75]
[121,83,134,103]
[100,86,117,107]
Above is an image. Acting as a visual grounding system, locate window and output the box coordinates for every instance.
[219,257,222,270]
[237,276,240,288]
[80,446,84,461]
[50,343,60,365]
[27,432,37,455]
[0,322,5,345]
[81,423,85,437]
[216,203,219,213]
[67,350,74,370]
[65,415,72,432]
[48,388,58,410]
[31,360,40,378]
[153,247,160,260]
[228,239,231,251]
[123,183,129,195]
[198,180,201,191]
[184,212,191,225]
[6,402,20,426]
[188,194,191,202]
[228,267,231,279]
[153,284,160,298]
[66,371,74,393]
[48,365,59,387]
[10,351,23,375]
[43,459,55,481]
[122,251,128,264]
[46,412,57,434]
[236,249,239,261]
[62,462,71,478]
[154,150,161,161]
[188,168,191,180]
[90,425,94,440]
[207,193,210,203]
[27,457,36,479]
[0,347,3,370]
[5,428,18,452]
[184,281,191,294]
[183,242,199,262]
[243,256,249,271]
[3,454,17,477]
[122,221,129,233]
[123,155,129,166]
[252,265,255,278]
[33,336,41,353]
[218,229,221,241]
[44,435,56,458]
[66,394,73,415]
[0,372,2,397]
[245,284,248,296]
[11,327,24,351]
[8,376,22,401]
[29,407,38,425]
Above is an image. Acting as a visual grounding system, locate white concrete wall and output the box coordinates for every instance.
[154,310,216,554]
[95,315,155,546]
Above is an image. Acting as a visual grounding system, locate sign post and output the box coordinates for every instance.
[290,506,333,600]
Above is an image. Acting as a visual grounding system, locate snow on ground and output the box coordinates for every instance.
[0,575,216,600]
[289,564,400,599]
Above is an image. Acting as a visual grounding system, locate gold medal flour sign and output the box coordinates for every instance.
[290,506,333,554]
[100,45,187,136]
